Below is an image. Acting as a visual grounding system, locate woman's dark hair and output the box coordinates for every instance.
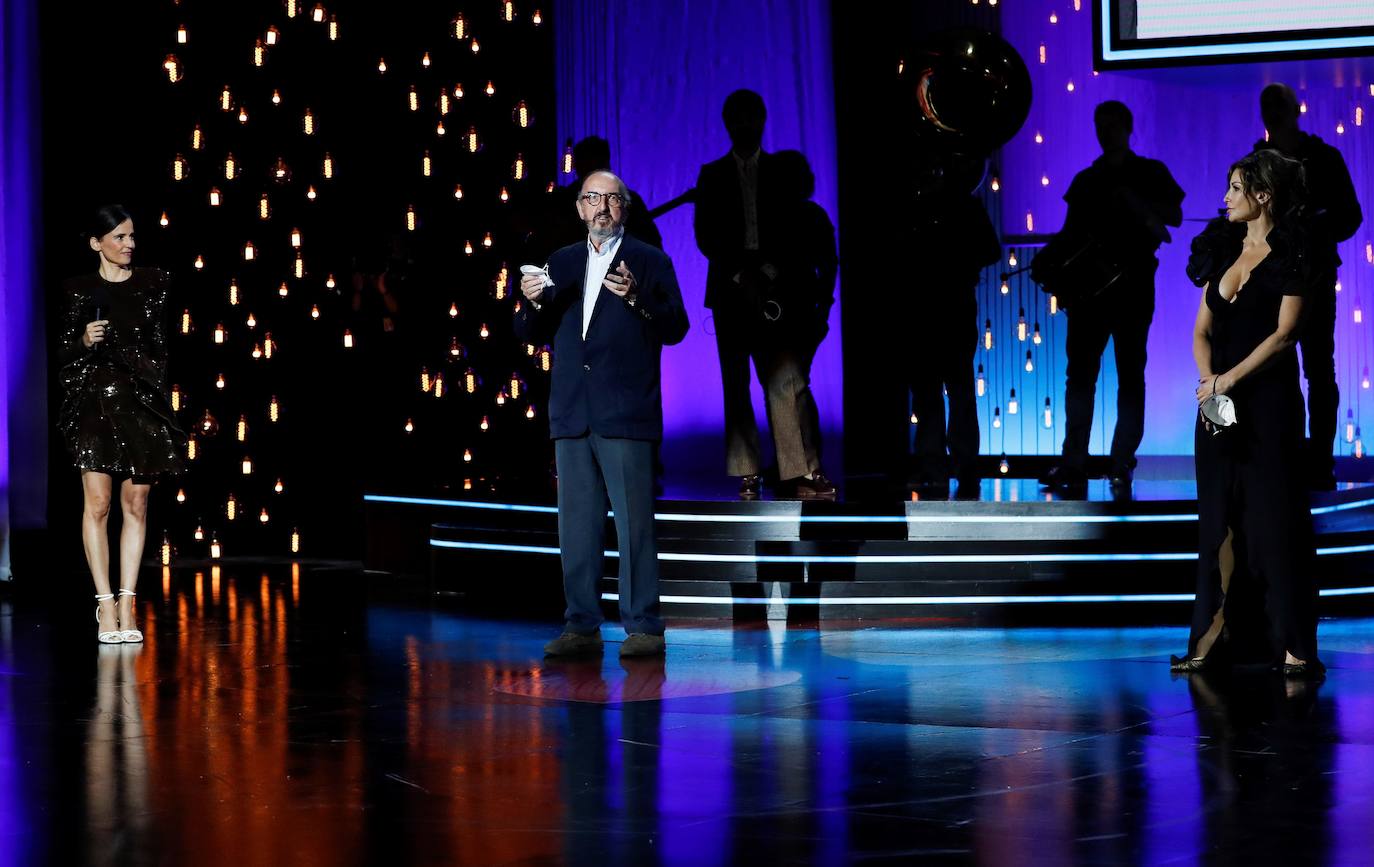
[1228,150,1306,225]
[85,204,134,243]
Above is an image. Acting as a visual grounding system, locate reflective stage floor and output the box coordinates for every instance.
[4,563,1374,865]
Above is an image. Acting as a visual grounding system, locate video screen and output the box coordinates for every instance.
[1098,0,1374,67]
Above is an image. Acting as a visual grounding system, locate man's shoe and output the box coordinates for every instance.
[1108,468,1133,487]
[792,473,837,500]
[954,475,981,500]
[543,631,603,657]
[738,474,763,500]
[620,633,666,657]
[1041,464,1088,489]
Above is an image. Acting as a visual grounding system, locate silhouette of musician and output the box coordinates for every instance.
[1041,100,1184,493]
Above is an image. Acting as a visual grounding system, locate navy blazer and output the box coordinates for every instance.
[513,232,689,441]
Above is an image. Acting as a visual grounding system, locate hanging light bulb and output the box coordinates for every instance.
[172,384,183,410]
[408,86,419,112]
[468,126,479,153]
[482,232,494,248]
[269,395,280,422]
[160,533,172,566]
[310,304,320,320]
[1347,410,1356,443]
[479,323,491,339]
[420,368,432,392]
[999,455,1010,474]
[1017,308,1027,340]
[404,418,414,433]
[1355,305,1363,324]
[406,205,417,232]
[191,125,203,149]
[172,154,187,181]
[500,186,510,203]
[454,82,465,99]
[238,105,249,124]
[236,415,248,442]
[449,337,465,359]
[563,140,574,173]
[439,88,450,115]
[291,528,301,554]
[263,333,275,357]
[454,184,464,200]
[503,1,514,21]
[993,407,1002,429]
[259,508,270,524]
[463,448,473,462]
[513,154,525,179]
[449,302,459,318]
[187,435,197,460]
[515,101,530,128]
[275,478,285,494]
[976,364,985,397]
[480,416,490,431]
[1034,131,1044,144]
[525,405,536,419]
[328,14,338,39]
[495,389,507,406]
[252,343,263,360]
[1032,323,1042,345]
[226,494,237,520]
[221,85,233,111]
[303,107,315,135]
[990,177,1000,192]
[271,89,282,105]
[214,323,226,344]
[323,152,334,178]
[1000,280,1010,296]
[471,39,481,53]
[246,311,257,329]
[343,329,354,348]
[258,192,270,220]
[325,274,336,289]
[1044,398,1053,429]
[421,51,431,68]
[1008,389,1019,415]
[1025,351,1034,373]
[228,279,240,306]
[422,151,432,176]
[210,536,221,559]
[485,80,495,96]
[1356,429,1365,459]
[464,369,478,393]
[194,255,205,271]
[983,320,993,350]
[533,8,543,24]
[312,3,325,22]
[1363,367,1370,389]
[215,373,226,390]
[242,456,253,475]
[164,54,182,83]
[306,185,317,201]
[243,241,255,260]
[539,347,552,371]
[1050,295,1059,316]
[464,240,474,255]
[208,187,222,207]
[254,40,266,67]
[433,372,446,398]
[176,488,187,503]
[452,14,466,38]
[224,152,236,179]
[181,310,192,334]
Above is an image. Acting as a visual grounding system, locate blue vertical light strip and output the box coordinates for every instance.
[0,0,44,582]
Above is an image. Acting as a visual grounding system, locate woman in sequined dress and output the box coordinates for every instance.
[59,205,185,643]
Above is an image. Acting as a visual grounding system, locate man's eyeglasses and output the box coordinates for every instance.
[579,192,626,207]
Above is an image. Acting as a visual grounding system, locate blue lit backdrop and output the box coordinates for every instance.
[555,0,841,481]
[995,0,1374,459]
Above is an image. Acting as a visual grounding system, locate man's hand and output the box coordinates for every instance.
[604,260,637,302]
[520,273,546,304]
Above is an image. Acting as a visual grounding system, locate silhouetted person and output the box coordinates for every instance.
[907,153,1001,497]
[535,136,663,258]
[695,89,836,499]
[769,149,836,479]
[1253,83,1363,490]
[1042,100,1184,493]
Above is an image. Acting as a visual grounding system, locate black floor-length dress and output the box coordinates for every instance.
[58,268,186,480]
[1186,221,1319,667]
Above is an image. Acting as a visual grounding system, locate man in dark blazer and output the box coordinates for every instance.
[515,170,689,658]
[694,89,834,500]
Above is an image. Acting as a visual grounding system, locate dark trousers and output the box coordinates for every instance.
[714,306,822,480]
[1299,276,1338,477]
[1061,275,1154,473]
[911,295,980,480]
[555,432,664,636]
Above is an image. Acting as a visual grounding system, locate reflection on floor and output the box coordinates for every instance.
[3,563,1373,865]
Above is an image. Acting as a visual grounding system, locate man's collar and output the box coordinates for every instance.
[587,228,624,254]
[732,148,761,164]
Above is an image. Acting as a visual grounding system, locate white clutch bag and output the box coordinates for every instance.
[1200,394,1237,431]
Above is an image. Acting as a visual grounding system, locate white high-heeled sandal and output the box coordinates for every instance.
[117,589,144,643]
[95,593,123,644]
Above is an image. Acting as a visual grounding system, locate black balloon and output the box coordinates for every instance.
[907,29,1032,156]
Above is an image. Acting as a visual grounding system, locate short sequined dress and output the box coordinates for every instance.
[58,268,186,480]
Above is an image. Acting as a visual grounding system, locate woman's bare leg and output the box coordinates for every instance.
[82,471,117,633]
[117,479,151,630]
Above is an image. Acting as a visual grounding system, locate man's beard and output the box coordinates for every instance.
[588,221,617,242]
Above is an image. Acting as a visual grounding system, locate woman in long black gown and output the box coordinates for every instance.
[1173,151,1322,679]
[59,205,184,644]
